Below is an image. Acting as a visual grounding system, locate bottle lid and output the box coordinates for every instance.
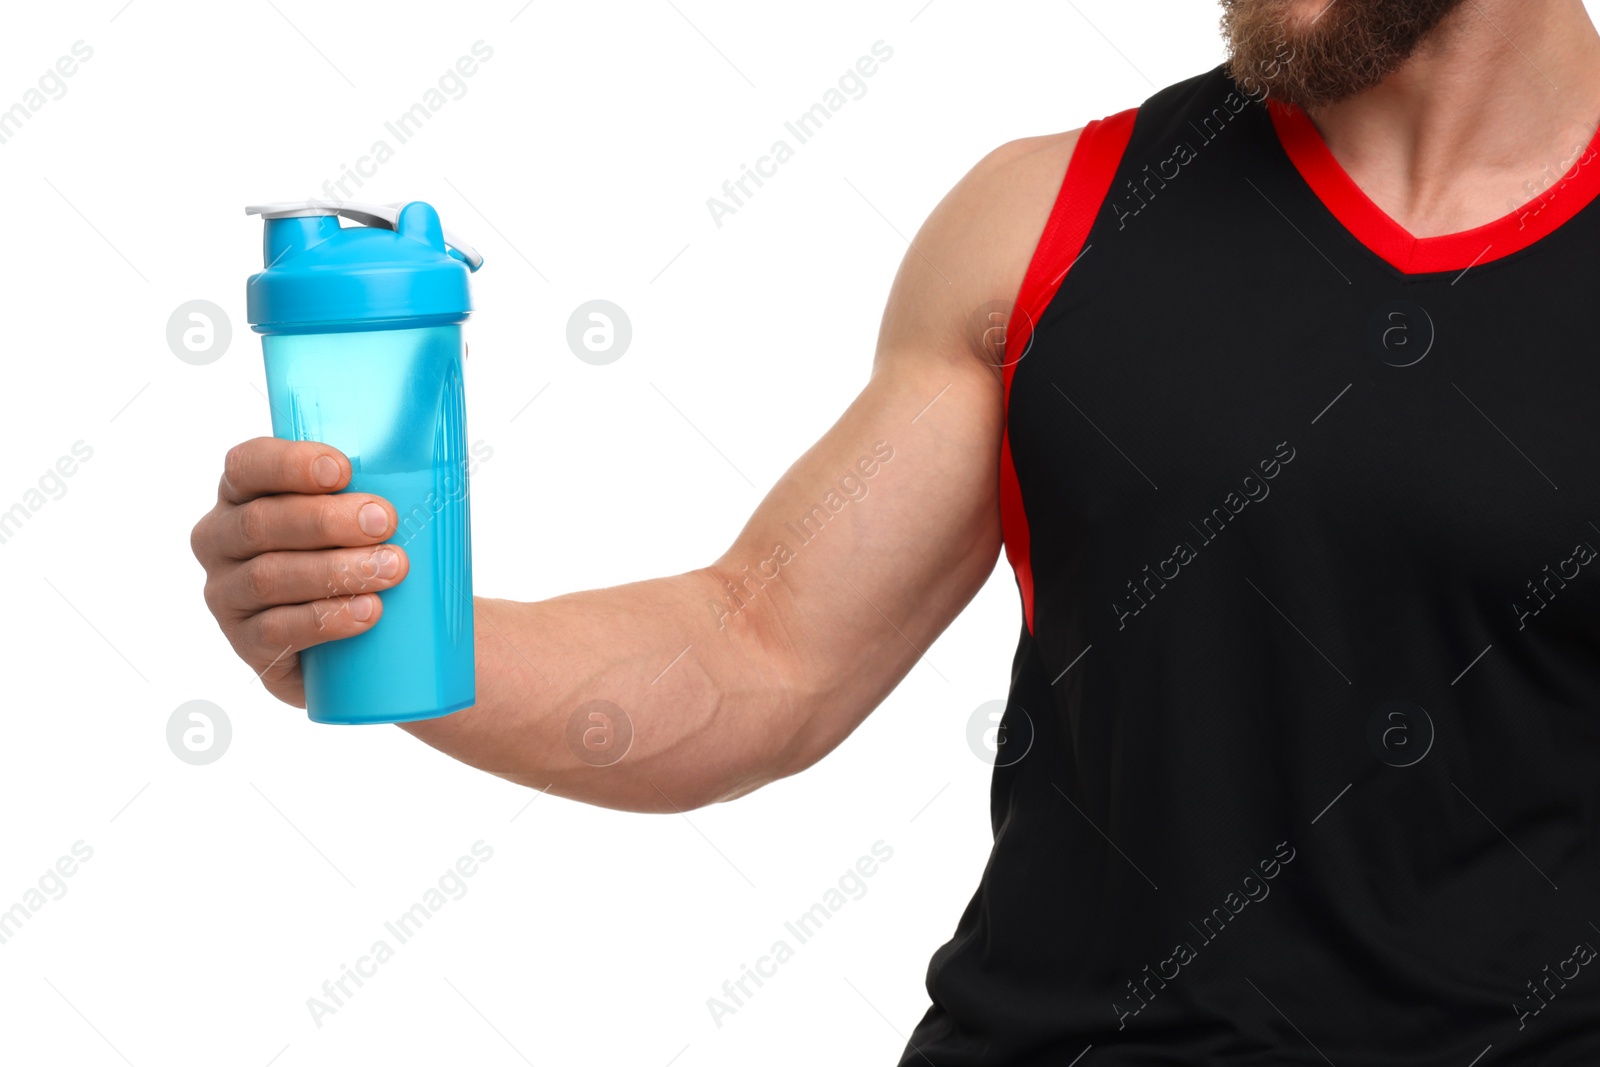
[245,200,484,332]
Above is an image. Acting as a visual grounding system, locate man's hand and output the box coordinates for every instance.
[189,438,409,707]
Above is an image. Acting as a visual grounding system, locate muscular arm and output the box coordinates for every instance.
[192,130,1082,812]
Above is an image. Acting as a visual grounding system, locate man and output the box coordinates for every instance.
[192,0,1600,1060]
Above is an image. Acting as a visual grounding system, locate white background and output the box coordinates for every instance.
[0,2,1235,1064]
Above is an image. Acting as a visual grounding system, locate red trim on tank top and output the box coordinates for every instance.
[1000,107,1137,635]
[1267,97,1600,274]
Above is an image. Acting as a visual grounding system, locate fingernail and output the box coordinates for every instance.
[372,549,399,579]
[358,503,389,537]
[312,455,342,488]
[350,594,376,622]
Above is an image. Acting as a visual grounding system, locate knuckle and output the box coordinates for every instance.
[317,496,350,544]
[326,554,369,598]
[201,577,222,615]
[241,555,279,604]
[235,502,270,554]
[253,608,297,655]
[307,597,350,637]
[189,513,212,563]
[222,442,253,492]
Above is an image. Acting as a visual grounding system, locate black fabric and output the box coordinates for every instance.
[901,64,1600,1065]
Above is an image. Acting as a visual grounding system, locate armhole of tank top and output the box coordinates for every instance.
[999,106,1138,636]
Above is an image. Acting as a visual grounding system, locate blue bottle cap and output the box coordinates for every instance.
[244,200,484,333]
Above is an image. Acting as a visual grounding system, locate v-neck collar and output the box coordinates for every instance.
[1265,97,1600,274]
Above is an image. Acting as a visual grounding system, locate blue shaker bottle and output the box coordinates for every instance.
[244,201,484,724]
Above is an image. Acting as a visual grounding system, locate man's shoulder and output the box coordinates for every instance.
[931,130,1087,279]
[950,66,1231,279]
[878,70,1223,370]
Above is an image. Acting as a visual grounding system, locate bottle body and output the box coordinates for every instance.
[261,321,476,724]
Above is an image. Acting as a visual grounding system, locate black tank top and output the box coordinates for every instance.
[901,64,1600,1065]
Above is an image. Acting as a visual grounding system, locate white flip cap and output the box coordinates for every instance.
[245,200,485,271]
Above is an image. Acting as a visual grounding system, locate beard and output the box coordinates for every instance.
[1220,0,1470,110]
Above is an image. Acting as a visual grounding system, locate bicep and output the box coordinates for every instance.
[709,133,1082,773]
[706,341,1002,778]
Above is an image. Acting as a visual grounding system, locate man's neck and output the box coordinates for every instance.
[1308,0,1600,237]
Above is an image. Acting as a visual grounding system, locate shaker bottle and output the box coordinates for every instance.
[244,200,484,725]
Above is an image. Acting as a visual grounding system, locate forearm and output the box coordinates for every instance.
[399,572,800,813]
[399,363,1003,812]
